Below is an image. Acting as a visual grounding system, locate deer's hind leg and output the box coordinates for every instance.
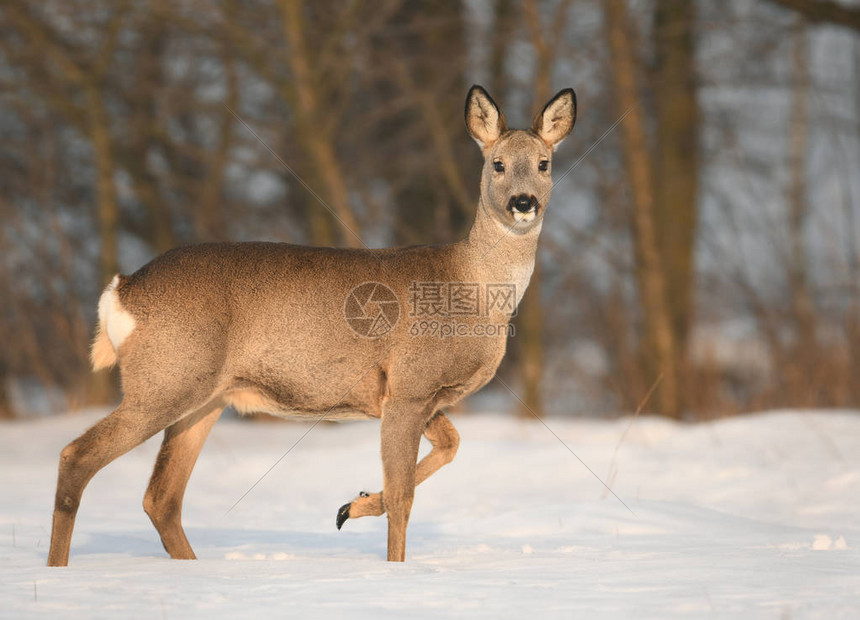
[47,396,199,567]
[143,403,223,559]
[336,411,459,529]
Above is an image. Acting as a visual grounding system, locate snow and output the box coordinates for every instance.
[1,409,858,618]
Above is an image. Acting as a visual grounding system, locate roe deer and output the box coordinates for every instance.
[47,85,576,566]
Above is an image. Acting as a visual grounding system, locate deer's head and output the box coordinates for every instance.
[466,85,576,233]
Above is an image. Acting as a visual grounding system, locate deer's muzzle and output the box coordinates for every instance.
[509,194,538,213]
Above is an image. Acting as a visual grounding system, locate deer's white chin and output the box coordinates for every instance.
[512,209,537,224]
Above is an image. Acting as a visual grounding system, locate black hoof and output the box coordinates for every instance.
[336,502,351,530]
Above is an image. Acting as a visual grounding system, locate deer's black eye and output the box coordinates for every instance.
[539,160,549,172]
[493,160,505,173]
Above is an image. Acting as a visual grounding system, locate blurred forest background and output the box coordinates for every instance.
[2,0,860,420]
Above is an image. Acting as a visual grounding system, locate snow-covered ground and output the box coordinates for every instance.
[1,409,858,619]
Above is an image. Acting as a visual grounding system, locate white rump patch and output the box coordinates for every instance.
[97,275,136,351]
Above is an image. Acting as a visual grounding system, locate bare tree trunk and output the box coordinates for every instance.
[786,18,815,403]
[516,0,570,417]
[196,49,238,242]
[654,0,699,391]
[0,369,13,420]
[488,0,514,98]
[788,19,813,341]
[605,0,681,418]
[518,262,545,416]
[6,3,119,283]
[86,88,121,405]
[0,256,15,420]
[849,36,860,406]
[393,61,473,220]
[524,0,552,109]
[280,0,362,248]
[126,5,175,252]
[87,89,119,284]
[382,0,470,244]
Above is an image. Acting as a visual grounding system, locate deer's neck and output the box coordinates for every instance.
[460,198,542,305]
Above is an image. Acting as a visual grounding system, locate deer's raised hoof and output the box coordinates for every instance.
[336,502,351,530]
[337,491,372,529]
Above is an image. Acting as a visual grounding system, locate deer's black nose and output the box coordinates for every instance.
[513,195,535,212]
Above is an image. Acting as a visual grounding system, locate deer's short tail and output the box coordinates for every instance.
[91,274,135,371]
[91,322,116,371]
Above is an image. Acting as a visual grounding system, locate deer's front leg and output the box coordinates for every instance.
[380,402,426,561]
[336,412,459,531]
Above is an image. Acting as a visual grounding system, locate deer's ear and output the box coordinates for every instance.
[533,88,576,150]
[465,85,507,150]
